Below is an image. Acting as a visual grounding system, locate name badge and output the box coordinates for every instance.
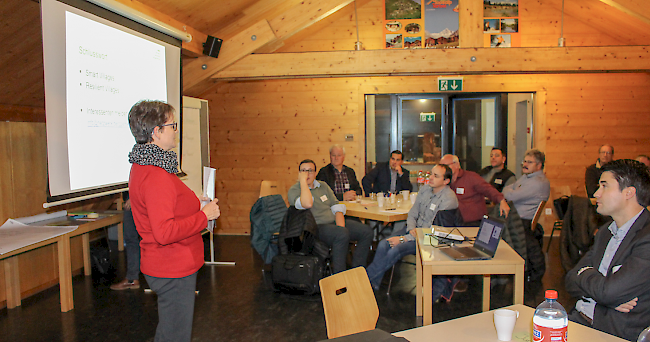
[344,184,350,189]
[320,195,328,202]
[429,203,437,211]
[494,178,503,185]
[456,188,465,195]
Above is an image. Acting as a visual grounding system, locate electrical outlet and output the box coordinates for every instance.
[545,208,552,215]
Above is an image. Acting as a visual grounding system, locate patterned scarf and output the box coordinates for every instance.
[128,143,178,174]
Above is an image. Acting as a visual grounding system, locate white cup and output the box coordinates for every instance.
[400,190,410,202]
[410,193,417,205]
[494,309,519,341]
[377,196,385,208]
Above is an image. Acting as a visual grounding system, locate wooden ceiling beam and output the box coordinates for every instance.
[210,46,650,80]
[182,0,355,94]
[111,0,207,56]
[599,0,650,26]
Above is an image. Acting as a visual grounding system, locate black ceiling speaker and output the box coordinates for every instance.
[203,35,223,58]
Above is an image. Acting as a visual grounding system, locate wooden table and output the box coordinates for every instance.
[343,201,411,222]
[1,212,122,312]
[394,304,627,341]
[415,227,525,325]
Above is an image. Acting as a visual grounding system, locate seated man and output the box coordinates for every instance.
[288,159,373,274]
[362,150,413,195]
[565,159,650,341]
[440,154,509,226]
[502,149,550,228]
[316,144,362,201]
[365,164,458,290]
[585,144,614,198]
[478,147,516,192]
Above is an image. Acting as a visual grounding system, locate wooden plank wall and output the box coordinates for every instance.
[278,0,628,52]
[204,73,650,235]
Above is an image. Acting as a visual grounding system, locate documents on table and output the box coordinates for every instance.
[0,215,78,255]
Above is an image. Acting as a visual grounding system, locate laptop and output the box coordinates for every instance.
[439,216,505,261]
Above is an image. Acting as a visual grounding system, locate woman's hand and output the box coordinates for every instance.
[201,197,221,220]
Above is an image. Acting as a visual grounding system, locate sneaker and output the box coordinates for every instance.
[110,279,140,290]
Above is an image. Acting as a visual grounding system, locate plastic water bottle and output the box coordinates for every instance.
[533,290,568,342]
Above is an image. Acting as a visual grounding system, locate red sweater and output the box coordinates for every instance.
[129,164,207,278]
[450,169,505,223]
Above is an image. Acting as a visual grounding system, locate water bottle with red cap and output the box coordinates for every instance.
[533,289,568,342]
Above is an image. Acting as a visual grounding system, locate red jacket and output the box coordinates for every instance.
[129,164,207,278]
[450,169,505,224]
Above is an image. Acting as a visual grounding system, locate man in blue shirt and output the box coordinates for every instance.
[565,159,650,341]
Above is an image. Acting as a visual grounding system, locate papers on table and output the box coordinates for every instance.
[0,217,78,255]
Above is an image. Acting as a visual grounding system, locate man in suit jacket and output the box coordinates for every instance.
[316,145,362,201]
[362,150,413,195]
[565,159,650,341]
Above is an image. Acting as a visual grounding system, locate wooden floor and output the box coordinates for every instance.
[0,235,574,341]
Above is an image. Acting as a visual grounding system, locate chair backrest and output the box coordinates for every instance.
[319,267,379,339]
[531,200,547,230]
[260,180,286,198]
[552,185,572,199]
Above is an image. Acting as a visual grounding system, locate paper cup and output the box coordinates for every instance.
[410,193,417,205]
[400,190,410,201]
[494,309,519,341]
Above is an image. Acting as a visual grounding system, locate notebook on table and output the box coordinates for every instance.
[439,215,505,261]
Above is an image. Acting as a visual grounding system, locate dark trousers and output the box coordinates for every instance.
[123,208,141,281]
[318,219,373,273]
[144,272,198,342]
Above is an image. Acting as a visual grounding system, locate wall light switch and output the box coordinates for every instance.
[545,208,552,215]
[345,134,354,141]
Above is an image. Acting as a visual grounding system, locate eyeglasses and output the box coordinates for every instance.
[599,151,612,155]
[522,160,537,164]
[300,169,316,174]
[159,122,178,132]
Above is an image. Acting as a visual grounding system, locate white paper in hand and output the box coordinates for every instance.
[202,167,216,233]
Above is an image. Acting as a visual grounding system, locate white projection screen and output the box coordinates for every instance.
[41,0,182,205]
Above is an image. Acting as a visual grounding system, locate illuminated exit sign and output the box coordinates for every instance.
[420,112,436,122]
[438,77,463,91]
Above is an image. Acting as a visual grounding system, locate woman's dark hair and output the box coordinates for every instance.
[128,100,174,144]
[601,159,650,207]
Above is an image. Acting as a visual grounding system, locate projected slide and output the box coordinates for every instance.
[65,11,167,191]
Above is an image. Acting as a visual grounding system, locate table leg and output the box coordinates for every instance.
[58,236,74,312]
[482,275,491,311]
[117,197,124,251]
[514,265,524,305]
[416,240,422,317]
[4,256,21,309]
[423,268,433,325]
[82,233,91,276]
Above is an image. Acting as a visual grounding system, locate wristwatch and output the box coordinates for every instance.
[399,236,404,243]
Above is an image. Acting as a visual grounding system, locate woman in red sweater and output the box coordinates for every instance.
[127,100,220,342]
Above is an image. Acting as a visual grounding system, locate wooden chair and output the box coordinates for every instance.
[546,186,572,253]
[531,200,547,231]
[320,267,379,339]
[259,180,286,198]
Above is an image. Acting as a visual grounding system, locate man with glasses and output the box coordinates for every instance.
[288,159,373,273]
[316,145,362,201]
[440,154,509,226]
[586,144,615,198]
[362,150,413,196]
[502,149,551,228]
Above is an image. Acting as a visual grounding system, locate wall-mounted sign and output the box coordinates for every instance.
[420,112,436,122]
[438,77,463,91]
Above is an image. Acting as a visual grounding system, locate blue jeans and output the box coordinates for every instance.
[365,237,416,290]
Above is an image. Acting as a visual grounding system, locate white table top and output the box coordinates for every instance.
[393,304,627,342]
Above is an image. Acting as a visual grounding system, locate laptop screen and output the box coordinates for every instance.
[473,216,505,257]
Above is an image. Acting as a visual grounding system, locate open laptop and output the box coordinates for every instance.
[439,215,505,261]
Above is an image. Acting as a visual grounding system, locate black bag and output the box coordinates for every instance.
[272,253,323,295]
[525,223,546,282]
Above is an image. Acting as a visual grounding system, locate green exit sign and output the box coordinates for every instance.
[438,78,463,91]
[420,112,436,122]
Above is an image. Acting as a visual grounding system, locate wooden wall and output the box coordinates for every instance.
[278,0,644,53]
[204,73,650,235]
